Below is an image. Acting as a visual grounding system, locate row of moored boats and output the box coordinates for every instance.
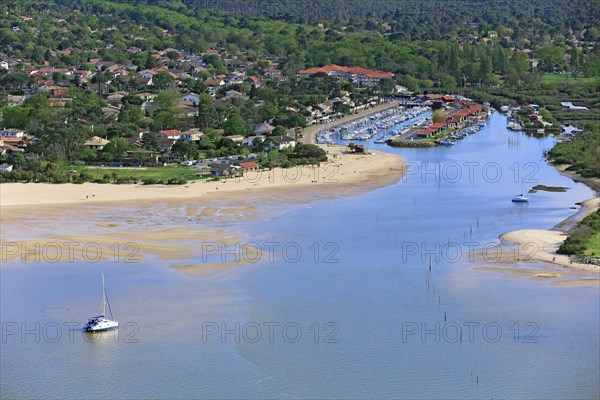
[317,106,431,144]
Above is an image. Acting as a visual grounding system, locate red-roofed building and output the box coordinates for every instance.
[160,129,181,140]
[298,64,394,86]
[204,77,225,87]
[245,76,261,87]
[238,161,259,172]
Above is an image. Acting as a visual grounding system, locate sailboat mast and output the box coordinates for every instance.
[102,273,106,316]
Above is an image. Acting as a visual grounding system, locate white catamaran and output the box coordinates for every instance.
[83,273,119,332]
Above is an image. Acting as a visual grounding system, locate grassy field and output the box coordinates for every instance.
[65,165,207,182]
[541,73,599,85]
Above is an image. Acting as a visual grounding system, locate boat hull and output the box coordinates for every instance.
[83,323,119,332]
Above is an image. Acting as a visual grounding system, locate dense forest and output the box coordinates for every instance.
[2,0,599,86]
[138,0,600,41]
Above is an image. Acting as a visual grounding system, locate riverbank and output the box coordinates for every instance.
[553,163,600,193]
[0,145,403,208]
[300,101,401,144]
[499,198,600,274]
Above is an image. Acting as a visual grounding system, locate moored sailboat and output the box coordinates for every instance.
[83,273,118,332]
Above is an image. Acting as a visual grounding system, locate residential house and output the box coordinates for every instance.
[137,92,157,102]
[0,140,24,153]
[139,70,155,79]
[159,138,176,152]
[245,76,261,87]
[225,90,248,100]
[246,136,266,147]
[124,137,143,147]
[160,129,181,140]
[253,123,274,136]
[210,160,235,176]
[263,68,284,80]
[181,92,200,104]
[0,129,25,138]
[106,92,127,104]
[84,136,110,150]
[50,88,70,99]
[177,103,199,117]
[237,161,259,172]
[269,136,296,150]
[298,64,394,87]
[204,77,226,87]
[0,137,27,150]
[180,129,204,141]
[7,95,25,104]
[224,72,245,85]
[224,135,245,144]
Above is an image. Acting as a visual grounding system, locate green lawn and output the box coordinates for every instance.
[541,73,598,85]
[65,165,207,182]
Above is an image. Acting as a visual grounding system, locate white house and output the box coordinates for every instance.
[225,90,248,99]
[180,129,203,141]
[84,136,110,150]
[0,129,25,138]
[0,61,8,70]
[269,136,296,150]
[224,135,246,144]
[181,92,200,104]
[139,70,155,79]
[160,129,181,140]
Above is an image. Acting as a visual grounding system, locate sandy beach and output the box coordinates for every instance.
[0,145,403,208]
[498,197,600,275]
[0,146,404,275]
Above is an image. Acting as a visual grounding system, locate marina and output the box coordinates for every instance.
[316,106,431,144]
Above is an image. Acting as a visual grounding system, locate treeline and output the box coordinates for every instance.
[181,0,600,41]
[550,123,600,178]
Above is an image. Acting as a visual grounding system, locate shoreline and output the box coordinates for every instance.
[499,197,599,274]
[553,163,600,194]
[0,145,404,209]
[0,145,405,275]
[492,144,600,280]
